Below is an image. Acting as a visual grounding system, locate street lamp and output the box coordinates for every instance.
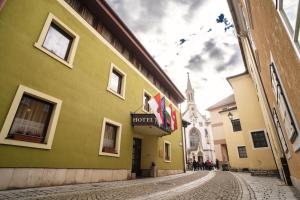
[227,112,233,121]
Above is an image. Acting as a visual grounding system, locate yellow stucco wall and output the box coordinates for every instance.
[222,74,277,170]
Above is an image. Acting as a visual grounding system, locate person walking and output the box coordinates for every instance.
[192,159,197,171]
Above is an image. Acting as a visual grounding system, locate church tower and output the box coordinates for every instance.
[182,73,215,163]
[185,73,195,106]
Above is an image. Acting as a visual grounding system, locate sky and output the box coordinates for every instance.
[107,0,245,114]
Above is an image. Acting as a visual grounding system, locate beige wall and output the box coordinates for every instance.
[209,108,228,163]
[241,0,300,188]
[223,74,277,170]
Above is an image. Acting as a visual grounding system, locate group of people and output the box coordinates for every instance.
[191,159,219,171]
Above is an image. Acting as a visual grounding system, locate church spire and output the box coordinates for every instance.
[185,72,195,105]
[186,72,192,91]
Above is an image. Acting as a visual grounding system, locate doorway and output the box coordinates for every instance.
[132,138,142,177]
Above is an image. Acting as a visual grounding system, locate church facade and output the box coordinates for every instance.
[182,75,215,164]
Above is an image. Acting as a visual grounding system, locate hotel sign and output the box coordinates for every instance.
[131,114,157,126]
[131,113,171,133]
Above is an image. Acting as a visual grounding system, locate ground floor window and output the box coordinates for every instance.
[0,85,62,149]
[164,141,171,162]
[237,146,247,158]
[7,95,53,143]
[99,118,122,157]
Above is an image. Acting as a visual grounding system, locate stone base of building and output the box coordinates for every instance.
[0,168,131,190]
[291,176,300,192]
[230,168,279,177]
[157,169,184,177]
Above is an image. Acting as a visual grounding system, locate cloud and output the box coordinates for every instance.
[172,0,208,22]
[215,50,243,73]
[184,55,206,72]
[203,39,225,60]
[108,0,168,33]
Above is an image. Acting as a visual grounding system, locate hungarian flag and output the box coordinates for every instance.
[148,93,163,126]
[166,104,172,128]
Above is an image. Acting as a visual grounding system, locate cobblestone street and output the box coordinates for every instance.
[0,171,299,200]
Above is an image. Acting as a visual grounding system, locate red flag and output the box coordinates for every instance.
[171,108,177,131]
[149,93,163,126]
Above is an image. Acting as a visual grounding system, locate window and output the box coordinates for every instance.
[143,91,151,112]
[273,109,289,153]
[107,64,126,99]
[282,0,299,31]
[270,62,298,145]
[231,119,242,132]
[237,146,247,158]
[251,131,268,148]
[0,85,62,149]
[7,95,53,143]
[99,118,122,157]
[110,70,122,94]
[189,128,200,149]
[278,0,300,56]
[34,13,79,68]
[42,23,73,61]
[164,141,171,162]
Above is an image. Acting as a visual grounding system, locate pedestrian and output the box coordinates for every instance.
[216,159,219,170]
[196,160,200,171]
[192,159,197,171]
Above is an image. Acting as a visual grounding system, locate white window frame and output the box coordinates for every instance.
[277,0,300,58]
[34,13,80,69]
[249,129,270,149]
[273,108,289,154]
[237,145,248,159]
[107,63,126,100]
[0,85,62,149]
[142,89,151,113]
[164,140,171,162]
[270,55,300,152]
[99,117,122,157]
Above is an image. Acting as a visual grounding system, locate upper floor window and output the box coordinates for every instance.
[231,119,242,132]
[282,0,299,31]
[34,13,79,68]
[107,64,126,99]
[277,0,300,57]
[143,91,151,112]
[0,85,62,149]
[111,69,122,94]
[189,127,200,149]
[270,63,298,144]
[251,131,268,148]
[43,23,73,61]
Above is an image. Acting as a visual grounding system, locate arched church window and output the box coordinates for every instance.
[189,127,200,149]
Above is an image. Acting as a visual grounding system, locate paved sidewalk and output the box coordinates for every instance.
[168,171,242,200]
[0,171,209,200]
[233,172,300,200]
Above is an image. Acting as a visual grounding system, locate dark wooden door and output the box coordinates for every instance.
[132,138,142,176]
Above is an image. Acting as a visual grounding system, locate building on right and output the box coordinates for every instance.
[227,0,300,190]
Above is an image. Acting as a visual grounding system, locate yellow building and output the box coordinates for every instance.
[0,0,185,190]
[219,72,277,172]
